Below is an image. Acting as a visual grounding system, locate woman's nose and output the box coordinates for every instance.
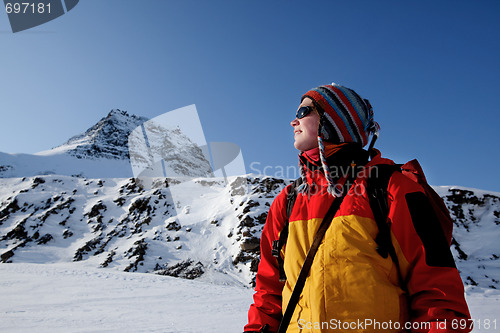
[291,118,299,127]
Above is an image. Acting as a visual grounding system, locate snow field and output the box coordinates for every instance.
[1,263,499,332]
[0,263,253,333]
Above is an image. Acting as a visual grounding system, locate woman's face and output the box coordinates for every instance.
[291,97,320,151]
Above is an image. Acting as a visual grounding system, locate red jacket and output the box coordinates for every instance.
[245,147,471,333]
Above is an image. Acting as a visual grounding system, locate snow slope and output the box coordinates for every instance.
[0,174,286,287]
[435,186,500,290]
[1,173,499,291]
[0,263,498,333]
[0,150,133,178]
[0,262,253,333]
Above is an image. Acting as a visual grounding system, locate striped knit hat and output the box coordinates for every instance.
[299,83,379,196]
[302,83,378,146]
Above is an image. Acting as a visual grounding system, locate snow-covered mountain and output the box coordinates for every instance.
[434,187,500,290]
[0,109,214,180]
[0,172,499,290]
[0,174,285,286]
[128,113,213,181]
[0,109,142,178]
[0,109,499,291]
[42,109,148,160]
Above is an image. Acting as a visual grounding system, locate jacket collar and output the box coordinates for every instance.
[300,143,369,169]
[299,143,370,186]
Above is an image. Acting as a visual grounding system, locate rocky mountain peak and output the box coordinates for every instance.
[59,109,149,160]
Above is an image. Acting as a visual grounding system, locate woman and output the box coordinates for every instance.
[244,83,471,333]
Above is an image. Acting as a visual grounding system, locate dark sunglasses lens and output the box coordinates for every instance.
[296,106,312,119]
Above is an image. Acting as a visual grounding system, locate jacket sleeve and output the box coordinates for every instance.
[387,172,472,333]
[244,187,288,333]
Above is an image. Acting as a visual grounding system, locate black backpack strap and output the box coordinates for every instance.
[366,164,406,289]
[272,177,302,282]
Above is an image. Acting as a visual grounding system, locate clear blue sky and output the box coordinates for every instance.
[0,0,499,192]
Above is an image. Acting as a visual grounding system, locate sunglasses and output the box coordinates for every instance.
[296,105,315,119]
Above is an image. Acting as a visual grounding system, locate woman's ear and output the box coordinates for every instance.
[319,116,337,143]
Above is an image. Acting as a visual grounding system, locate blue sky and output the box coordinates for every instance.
[0,0,499,192]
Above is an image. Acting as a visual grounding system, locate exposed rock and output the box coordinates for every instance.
[124,239,148,272]
[166,220,181,231]
[62,109,148,160]
[0,250,14,263]
[31,177,46,189]
[74,237,103,262]
[0,198,21,221]
[240,237,260,251]
[37,233,53,245]
[87,202,107,218]
[155,259,204,279]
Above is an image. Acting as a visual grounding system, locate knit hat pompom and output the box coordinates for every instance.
[302,82,379,147]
